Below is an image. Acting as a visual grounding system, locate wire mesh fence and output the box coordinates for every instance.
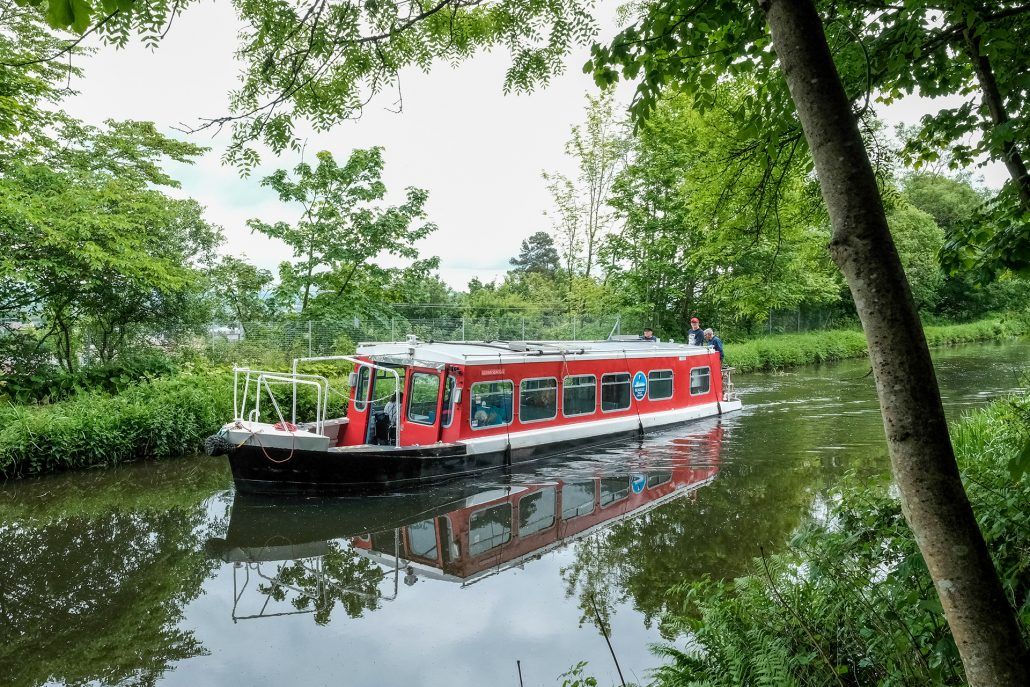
[199,307,850,360]
[202,314,645,359]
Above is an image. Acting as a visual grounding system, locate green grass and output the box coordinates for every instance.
[727,314,1030,373]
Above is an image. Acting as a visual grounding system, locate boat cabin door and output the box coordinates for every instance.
[341,362,375,446]
[400,366,445,446]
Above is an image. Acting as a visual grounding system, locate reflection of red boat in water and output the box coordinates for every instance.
[351,449,718,585]
[208,424,724,619]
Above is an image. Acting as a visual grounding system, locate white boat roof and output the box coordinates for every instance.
[354,337,716,367]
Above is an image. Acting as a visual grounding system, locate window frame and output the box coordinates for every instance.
[600,372,632,413]
[562,374,597,418]
[600,477,631,507]
[519,376,558,424]
[561,481,597,520]
[441,375,457,428]
[648,369,674,401]
[468,502,513,557]
[468,379,515,431]
[406,371,442,426]
[690,366,712,396]
[353,365,371,412]
[517,486,557,537]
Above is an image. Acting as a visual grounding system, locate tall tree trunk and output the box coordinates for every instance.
[962,25,1030,210]
[760,1,1029,684]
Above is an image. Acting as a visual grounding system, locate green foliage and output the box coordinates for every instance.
[249,148,436,316]
[0,349,179,403]
[510,230,560,278]
[256,541,385,624]
[0,370,234,478]
[207,255,278,331]
[0,117,221,370]
[652,392,1030,687]
[727,315,1030,373]
[888,203,946,312]
[604,89,840,338]
[558,661,598,687]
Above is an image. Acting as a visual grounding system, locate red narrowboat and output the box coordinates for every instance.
[207,336,741,494]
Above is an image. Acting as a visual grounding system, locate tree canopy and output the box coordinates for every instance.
[248,147,436,317]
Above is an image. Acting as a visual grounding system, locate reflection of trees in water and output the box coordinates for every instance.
[0,506,220,687]
[255,542,386,624]
[562,457,829,639]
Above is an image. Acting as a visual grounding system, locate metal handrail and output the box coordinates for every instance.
[721,366,737,402]
[292,355,403,448]
[254,374,325,434]
[234,368,332,433]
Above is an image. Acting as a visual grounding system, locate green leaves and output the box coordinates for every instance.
[1008,441,1030,481]
[248,148,436,317]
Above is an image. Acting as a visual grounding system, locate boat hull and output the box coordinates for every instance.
[224,399,740,495]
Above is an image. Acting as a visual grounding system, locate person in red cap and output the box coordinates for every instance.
[688,317,704,346]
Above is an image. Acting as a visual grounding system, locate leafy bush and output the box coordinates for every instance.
[651,393,1030,686]
[727,314,1029,373]
[0,371,234,478]
[0,361,353,478]
[0,351,180,404]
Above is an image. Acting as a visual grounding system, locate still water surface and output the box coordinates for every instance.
[2,339,1027,687]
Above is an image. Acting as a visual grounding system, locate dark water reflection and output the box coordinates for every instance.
[1,339,1027,687]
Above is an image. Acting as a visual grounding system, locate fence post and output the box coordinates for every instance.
[572,316,577,340]
[307,320,312,357]
[391,318,396,342]
[521,316,526,341]
[461,316,466,342]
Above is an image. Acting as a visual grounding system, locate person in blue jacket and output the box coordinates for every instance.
[703,328,724,361]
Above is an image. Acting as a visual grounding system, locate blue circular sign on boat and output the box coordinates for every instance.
[631,475,646,494]
[632,371,647,400]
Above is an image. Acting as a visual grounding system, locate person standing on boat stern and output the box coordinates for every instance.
[688,317,704,346]
[703,328,724,361]
[640,327,657,341]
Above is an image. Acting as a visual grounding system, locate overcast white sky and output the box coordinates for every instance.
[62,0,1004,290]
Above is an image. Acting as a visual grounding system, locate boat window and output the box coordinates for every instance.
[407,372,441,425]
[561,481,596,520]
[470,381,513,430]
[648,369,674,400]
[353,366,371,411]
[469,503,512,556]
[518,487,556,536]
[690,367,711,396]
[441,375,457,428]
[600,478,630,506]
[407,519,438,561]
[371,368,403,412]
[563,375,596,417]
[520,377,558,423]
[601,373,632,412]
[647,471,673,489]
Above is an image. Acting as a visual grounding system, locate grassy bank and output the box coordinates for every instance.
[649,392,1030,686]
[0,371,234,479]
[0,365,346,479]
[728,313,1030,373]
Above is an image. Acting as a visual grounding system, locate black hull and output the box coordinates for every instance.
[225,426,646,496]
[206,484,482,560]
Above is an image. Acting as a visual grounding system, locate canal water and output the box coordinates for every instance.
[1,339,1027,687]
